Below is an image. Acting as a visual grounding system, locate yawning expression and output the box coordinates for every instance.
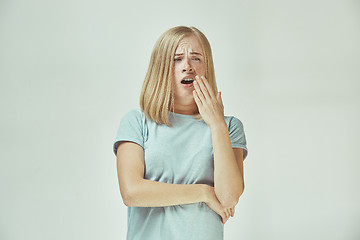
[172,35,206,103]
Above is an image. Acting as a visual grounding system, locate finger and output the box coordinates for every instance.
[219,208,228,224]
[193,90,202,106]
[226,208,232,219]
[196,75,213,100]
[217,91,224,108]
[200,76,216,99]
[218,210,225,224]
[224,208,230,220]
[222,214,229,224]
[193,77,206,103]
[230,207,234,217]
[221,213,226,224]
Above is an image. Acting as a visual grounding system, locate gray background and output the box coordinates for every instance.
[1,0,359,239]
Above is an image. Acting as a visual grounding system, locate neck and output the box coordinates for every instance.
[172,101,198,115]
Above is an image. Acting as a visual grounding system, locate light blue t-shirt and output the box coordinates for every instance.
[113,109,248,240]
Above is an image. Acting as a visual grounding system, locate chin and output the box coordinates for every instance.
[186,94,196,102]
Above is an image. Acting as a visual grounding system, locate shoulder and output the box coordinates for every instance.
[117,109,147,131]
[224,115,244,130]
[123,108,144,118]
[120,109,146,122]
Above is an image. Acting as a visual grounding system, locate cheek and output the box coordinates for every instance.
[174,64,182,75]
[196,64,206,76]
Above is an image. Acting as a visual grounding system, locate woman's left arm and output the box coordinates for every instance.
[210,124,244,207]
[193,76,244,208]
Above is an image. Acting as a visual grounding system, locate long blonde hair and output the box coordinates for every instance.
[140,26,218,126]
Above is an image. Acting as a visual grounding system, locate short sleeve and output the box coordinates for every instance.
[113,109,145,155]
[228,117,248,161]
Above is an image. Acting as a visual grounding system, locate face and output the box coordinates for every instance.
[172,35,206,104]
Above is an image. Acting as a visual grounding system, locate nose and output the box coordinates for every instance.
[182,58,193,73]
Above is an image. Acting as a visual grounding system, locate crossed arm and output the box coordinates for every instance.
[116,76,245,223]
[116,139,244,223]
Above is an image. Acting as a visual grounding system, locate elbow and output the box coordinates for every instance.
[220,185,245,208]
[236,183,245,201]
[239,184,245,198]
[122,194,133,207]
[120,179,144,207]
[219,194,239,208]
[223,198,239,208]
[120,185,138,207]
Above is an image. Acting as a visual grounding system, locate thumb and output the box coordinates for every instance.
[217,91,224,107]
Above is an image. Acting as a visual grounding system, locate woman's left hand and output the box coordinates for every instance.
[193,75,225,129]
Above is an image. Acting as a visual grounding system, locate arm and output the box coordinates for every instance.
[117,140,233,223]
[211,124,245,207]
[116,141,208,207]
[193,76,245,208]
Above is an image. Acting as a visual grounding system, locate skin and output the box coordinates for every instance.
[172,35,245,223]
[116,34,244,226]
[172,35,206,115]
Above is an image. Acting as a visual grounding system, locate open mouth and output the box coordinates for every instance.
[181,78,194,84]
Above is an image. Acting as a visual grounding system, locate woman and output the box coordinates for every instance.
[113,26,248,240]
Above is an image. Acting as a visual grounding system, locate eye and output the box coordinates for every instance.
[174,58,182,62]
[194,58,201,61]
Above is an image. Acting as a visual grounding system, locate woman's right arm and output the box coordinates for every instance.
[116,141,209,207]
[116,141,231,223]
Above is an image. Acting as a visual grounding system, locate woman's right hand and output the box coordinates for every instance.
[203,185,235,224]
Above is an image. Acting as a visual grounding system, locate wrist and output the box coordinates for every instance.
[209,120,227,132]
[201,184,212,203]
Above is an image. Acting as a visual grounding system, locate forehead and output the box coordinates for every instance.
[175,35,203,54]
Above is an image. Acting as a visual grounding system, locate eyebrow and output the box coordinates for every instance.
[175,52,203,56]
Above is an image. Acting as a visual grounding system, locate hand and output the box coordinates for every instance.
[193,76,225,129]
[203,185,235,224]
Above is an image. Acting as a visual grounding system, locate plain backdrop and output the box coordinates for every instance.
[1,0,359,239]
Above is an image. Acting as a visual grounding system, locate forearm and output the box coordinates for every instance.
[211,121,244,207]
[122,179,208,207]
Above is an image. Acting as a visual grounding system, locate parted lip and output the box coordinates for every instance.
[181,75,195,82]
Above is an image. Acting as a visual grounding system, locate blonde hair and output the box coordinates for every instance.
[140,26,218,126]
